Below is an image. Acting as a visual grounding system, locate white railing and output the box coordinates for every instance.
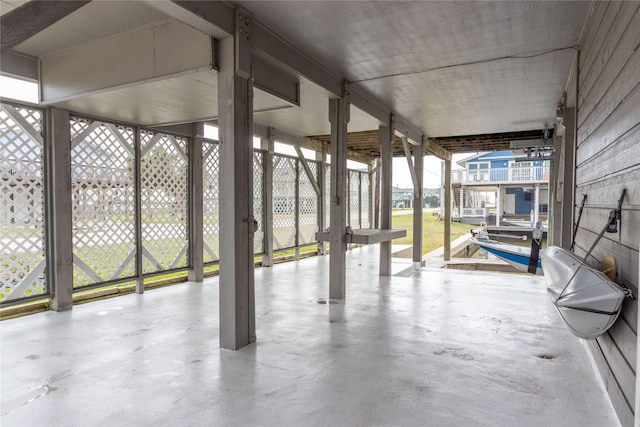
[453,166,548,184]
[462,207,488,218]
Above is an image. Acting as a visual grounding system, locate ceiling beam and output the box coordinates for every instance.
[394,116,423,145]
[253,57,300,106]
[1,1,92,53]
[147,0,233,39]
[0,50,38,81]
[425,138,452,161]
[253,123,374,164]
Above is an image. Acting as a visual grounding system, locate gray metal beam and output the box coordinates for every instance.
[294,146,321,196]
[260,130,275,266]
[413,140,424,265]
[444,159,452,261]
[425,138,452,161]
[252,21,343,97]
[188,123,204,282]
[402,136,420,192]
[346,83,390,125]
[218,23,256,350]
[394,116,423,146]
[379,116,394,276]
[46,108,73,311]
[253,57,300,106]
[1,1,91,52]
[329,96,349,300]
[153,1,234,39]
[0,51,38,81]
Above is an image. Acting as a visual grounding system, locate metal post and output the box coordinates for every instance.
[329,96,349,300]
[379,116,394,276]
[346,172,351,229]
[367,163,373,228]
[261,131,274,266]
[134,127,143,294]
[444,159,452,261]
[295,157,300,260]
[46,107,73,311]
[413,139,424,267]
[188,122,204,282]
[534,183,540,224]
[495,184,501,227]
[218,15,256,350]
[440,161,445,217]
[561,107,576,249]
[358,173,362,228]
[317,150,326,255]
[374,158,380,229]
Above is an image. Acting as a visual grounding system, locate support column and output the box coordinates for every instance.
[374,158,380,229]
[533,183,540,224]
[495,185,501,227]
[134,127,143,294]
[561,107,576,249]
[413,139,424,267]
[367,162,374,228]
[218,10,256,350]
[47,107,73,311]
[261,129,274,266]
[329,96,349,300]
[317,150,326,255]
[459,185,464,218]
[440,161,445,217]
[379,116,394,275]
[188,122,204,282]
[444,159,451,261]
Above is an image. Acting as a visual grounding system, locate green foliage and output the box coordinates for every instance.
[391,212,470,254]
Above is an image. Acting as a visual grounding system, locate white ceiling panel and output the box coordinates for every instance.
[6,0,590,141]
[14,1,167,57]
[239,0,589,137]
[50,70,293,127]
[0,0,29,15]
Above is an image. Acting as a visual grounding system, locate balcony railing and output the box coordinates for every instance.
[452,166,548,184]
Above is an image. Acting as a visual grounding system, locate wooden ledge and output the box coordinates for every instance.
[315,229,406,245]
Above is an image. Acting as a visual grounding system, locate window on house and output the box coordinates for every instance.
[468,162,489,182]
[510,161,533,181]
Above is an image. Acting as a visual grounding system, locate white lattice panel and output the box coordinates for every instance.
[203,141,219,263]
[253,150,264,255]
[349,170,360,228]
[324,164,331,231]
[140,131,188,273]
[298,160,318,245]
[272,155,296,250]
[0,103,46,302]
[361,172,371,228]
[70,117,136,288]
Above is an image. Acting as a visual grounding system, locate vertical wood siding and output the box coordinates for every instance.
[573,2,640,425]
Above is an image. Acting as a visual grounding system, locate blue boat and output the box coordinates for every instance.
[470,234,543,275]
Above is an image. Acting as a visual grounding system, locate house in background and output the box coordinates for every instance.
[453,150,549,225]
[392,187,414,208]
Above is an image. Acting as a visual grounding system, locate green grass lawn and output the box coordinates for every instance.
[391,212,471,254]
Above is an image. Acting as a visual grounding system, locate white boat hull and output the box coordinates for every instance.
[543,246,626,340]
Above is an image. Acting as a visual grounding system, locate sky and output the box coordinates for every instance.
[1,76,470,189]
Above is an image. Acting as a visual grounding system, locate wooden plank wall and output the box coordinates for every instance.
[571,2,640,426]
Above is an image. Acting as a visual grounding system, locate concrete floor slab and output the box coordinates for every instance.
[1,246,619,426]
